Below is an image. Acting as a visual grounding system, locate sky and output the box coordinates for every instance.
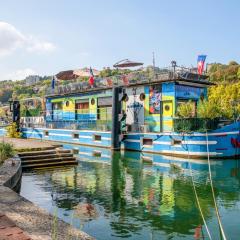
[0,0,239,80]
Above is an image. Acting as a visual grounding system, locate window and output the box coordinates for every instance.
[73,133,79,139]
[93,135,101,141]
[165,105,170,111]
[139,93,146,101]
[91,98,95,105]
[75,102,89,110]
[75,101,89,115]
[65,101,70,107]
[44,131,49,136]
[142,138,153,146]
[97,107,112,120]
[172,139,182,145]
[52,102,63,110]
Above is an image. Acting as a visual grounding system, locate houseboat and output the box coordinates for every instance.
[20,66,240,159]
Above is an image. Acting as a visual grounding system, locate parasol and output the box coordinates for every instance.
[73,67,100,77]
[113,59,143,68]
[55,70,78,80]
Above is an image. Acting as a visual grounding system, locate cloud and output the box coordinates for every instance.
[26,36,56,53]
[3,68,37,80]
[0,21,56,56]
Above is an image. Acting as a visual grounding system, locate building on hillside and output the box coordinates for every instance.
[25,75,41,86]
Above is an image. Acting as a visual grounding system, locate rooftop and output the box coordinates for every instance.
[46,66,213,98]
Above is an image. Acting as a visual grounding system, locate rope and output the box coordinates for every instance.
[186,134,213,240]
[205,131,227,240]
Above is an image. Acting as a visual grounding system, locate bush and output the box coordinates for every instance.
[174,118,219,132]
[0,142,15,163]
[6,122,21,138]
[197,100,220,119]
[177,101,195,118]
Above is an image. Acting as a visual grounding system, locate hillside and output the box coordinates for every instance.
[207,61,240,119]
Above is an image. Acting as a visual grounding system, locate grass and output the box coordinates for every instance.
[0,141,15,165]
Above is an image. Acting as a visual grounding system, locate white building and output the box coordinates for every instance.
[25,75,41,86]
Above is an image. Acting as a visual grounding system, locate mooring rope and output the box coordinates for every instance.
[186,135,213,240]
[205,131,227,240]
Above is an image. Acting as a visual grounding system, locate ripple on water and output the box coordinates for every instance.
[20,148,240,240]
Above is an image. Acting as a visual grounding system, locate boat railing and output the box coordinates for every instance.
[45,66,203,96]
[20,108,113,131]
[173,117,220,132]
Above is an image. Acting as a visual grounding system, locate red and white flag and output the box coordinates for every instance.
[88,67,94,87]
[197,55,207,75]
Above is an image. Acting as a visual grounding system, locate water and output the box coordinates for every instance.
[20,144,240,239]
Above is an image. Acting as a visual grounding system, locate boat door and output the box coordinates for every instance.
[161,101,173,132]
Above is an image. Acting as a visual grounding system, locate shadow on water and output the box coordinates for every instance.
[20,144,240,240]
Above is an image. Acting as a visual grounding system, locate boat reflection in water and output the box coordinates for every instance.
[20,144,240,240]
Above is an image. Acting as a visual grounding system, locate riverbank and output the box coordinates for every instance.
[0,139,93,240]
[0,136,62,152]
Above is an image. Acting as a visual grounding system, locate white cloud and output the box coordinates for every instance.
[3,68,37,80]
[26,36,56,53]
[0,21,56,56]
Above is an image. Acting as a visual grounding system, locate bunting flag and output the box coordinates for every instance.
[197,55,207,75]
[88,67,94,87]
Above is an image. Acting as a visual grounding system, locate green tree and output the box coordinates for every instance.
[197,100,220,119]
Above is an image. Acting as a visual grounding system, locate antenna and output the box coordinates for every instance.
[152,52,155,68]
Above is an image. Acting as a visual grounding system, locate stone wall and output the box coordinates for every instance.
[0,157,93,240]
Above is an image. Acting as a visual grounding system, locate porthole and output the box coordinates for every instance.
[139,93,146,101]
[65,101,70,107]
[91,98,95,105]
[165,105,170,111]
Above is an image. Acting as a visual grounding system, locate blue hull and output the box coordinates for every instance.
[122,122,240,158]
[1,122,238,159]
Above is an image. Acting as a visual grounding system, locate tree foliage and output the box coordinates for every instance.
[6,122,21,138]
[197,100,221,119]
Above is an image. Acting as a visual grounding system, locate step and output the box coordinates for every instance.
[20,153,73,161]
[18,150,57,157]
[56,149,72,154]
[22,160,78,169]
[21,157,76,165]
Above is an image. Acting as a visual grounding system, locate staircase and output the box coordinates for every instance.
[19,148,78,169]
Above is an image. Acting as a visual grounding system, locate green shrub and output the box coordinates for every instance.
[177,101,195,118]
[6,122,21,138]
[0,142,15,163]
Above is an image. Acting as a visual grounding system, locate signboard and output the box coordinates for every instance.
[175,85,204,99]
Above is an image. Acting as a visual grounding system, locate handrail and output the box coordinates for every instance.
[45,68,208,97]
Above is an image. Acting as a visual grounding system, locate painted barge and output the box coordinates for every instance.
[17,67,240,158]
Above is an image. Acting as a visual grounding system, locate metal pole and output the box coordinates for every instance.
[111,87,121,150]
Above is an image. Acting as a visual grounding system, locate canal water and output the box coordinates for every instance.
[20,144,240,239]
